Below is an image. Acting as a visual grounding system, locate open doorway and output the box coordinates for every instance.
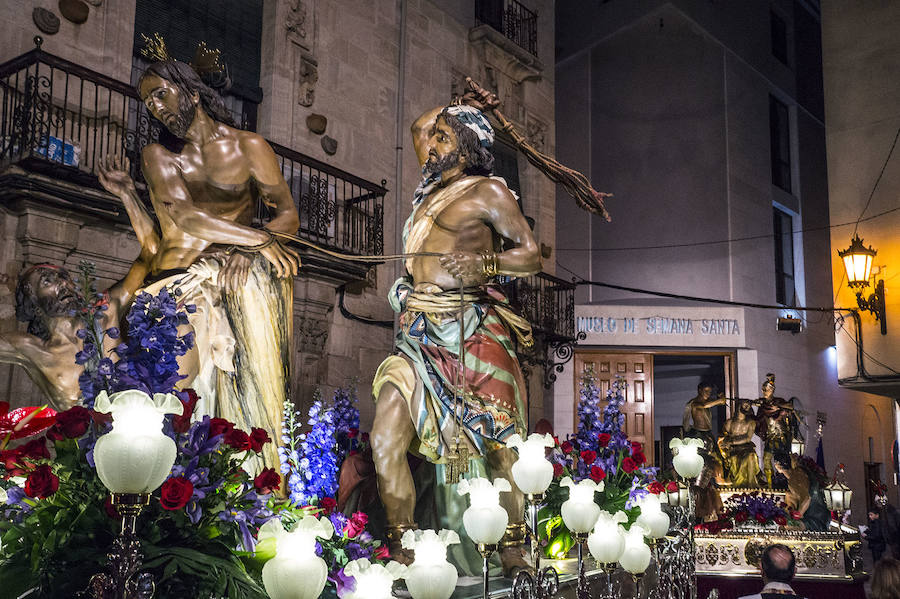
[653,353,731,470]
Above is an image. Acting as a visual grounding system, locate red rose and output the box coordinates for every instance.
[254,468,281,494]
[561,441,573,454]
[632,451,647,466]
[209,417,235,438]
[775,515,788,526]
[249,427,271,452]
[590,466,606,482]
[172,389,199,434]
[735,511,749,523]
[104,495,121,520]
[374,544,391,560]
[159,476,194,510]
[224,428,251,451]
[581,450,597,465]
[17,438,50,460]
[622,457,637,473]
[347,427,359,439]
[24,464,59,499]
[319,496,337,514]
[54,406,92,439]
[648,481,665,495]
[631,441,643,455]
[755,513,767,524]
[790,510,802,520]
[666,481,679,493]
[552,462,564,478]
[597,433,611,447]
[344,511,369,538]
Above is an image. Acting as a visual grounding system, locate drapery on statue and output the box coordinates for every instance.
[718,399,763,488]
[0,261,149,411]
[97,39,300,472]
[370,79,539,573]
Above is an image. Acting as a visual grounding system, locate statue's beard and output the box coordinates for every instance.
[157,95,196,138]
[39,292,79,318]
[424,150,461,176]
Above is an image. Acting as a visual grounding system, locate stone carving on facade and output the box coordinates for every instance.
[285,0,310,47]
[296,315,329,356]
[296,53,318,107]
[526,116,546,153]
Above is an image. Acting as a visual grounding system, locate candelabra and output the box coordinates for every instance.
[85,494,155,599]
[512,493,559,599]
[657,481,697,599]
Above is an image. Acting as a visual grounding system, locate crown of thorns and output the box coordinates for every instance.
[140,32,225,76]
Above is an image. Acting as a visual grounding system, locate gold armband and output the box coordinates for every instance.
[481,251,499,277]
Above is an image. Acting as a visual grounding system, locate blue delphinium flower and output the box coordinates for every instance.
[575,370,604,449]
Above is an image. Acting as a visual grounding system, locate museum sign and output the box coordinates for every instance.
[575,305,746,348]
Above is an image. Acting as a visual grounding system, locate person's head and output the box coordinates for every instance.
[15,265,79,340]
[872,557,900,599]
[424,105,494,179]
[697,383,713,400]
[760,544,796,584]
[138,60,234,137]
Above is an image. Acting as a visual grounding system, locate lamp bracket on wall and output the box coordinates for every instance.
[855,279,887,335]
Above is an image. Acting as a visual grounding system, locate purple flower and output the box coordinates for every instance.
[329,568,357,598]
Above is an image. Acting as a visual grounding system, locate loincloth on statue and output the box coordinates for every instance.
[724,441,762,488]
[139,254,292,473]
[373,279,530,462]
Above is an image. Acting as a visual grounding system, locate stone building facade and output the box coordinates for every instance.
[0,0,557,430]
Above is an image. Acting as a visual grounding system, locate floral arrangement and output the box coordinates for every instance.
[706,491,802,532]
[276,383,386,597]
[540,376,658,558]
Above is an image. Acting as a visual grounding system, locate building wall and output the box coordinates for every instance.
[555,1,898,518]
[0,0,557,432]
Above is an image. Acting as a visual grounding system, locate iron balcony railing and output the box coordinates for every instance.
[0,39,385,258]
[503,271,576,342]
[475,0,538,57]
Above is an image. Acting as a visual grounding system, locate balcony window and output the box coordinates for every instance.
[475,0,538,57]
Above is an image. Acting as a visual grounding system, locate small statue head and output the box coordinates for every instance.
[425,105,495,178]
[697,382,713,399]
[762,373,776,397]
[15,264,79,341]
[137,59,235,137]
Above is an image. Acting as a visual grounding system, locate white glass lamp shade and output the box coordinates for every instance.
[560,477,603,534]
[635,493,670,539]
[92,390,183,494]
[259,516,334,599]
[507,433,555,495]
[667,482,690,508]
[402,529,460,599]
[343,559,407,599]
[587,510,627,563]
[458,477,511,545]
[791,439,806,456]
[670,437,705,479]
[839,235,876,288]
[618,525,652,574]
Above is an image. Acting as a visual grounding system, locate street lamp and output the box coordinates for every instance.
[838,235,887,334]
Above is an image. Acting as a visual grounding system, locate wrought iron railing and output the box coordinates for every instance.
[0,38,385,257]
[475,0,538,57]
[503,271,576,342]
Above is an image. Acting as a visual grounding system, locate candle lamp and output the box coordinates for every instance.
[560,477,603,599]
[401,529,460,599]
[508,433,559,599]
[259,515,334,599]
[587,510,627,599]
[458,477,512,599]
[343,558,407,599]
[619,524,652,599]
[824,465,853,524]
[87,390,183,599]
